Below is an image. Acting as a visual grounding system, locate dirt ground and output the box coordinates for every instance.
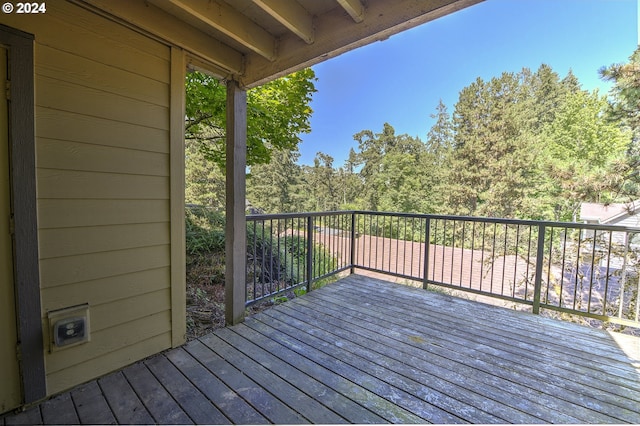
[185,251,278,340]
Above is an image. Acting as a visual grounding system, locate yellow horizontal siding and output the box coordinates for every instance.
[6,1,179,395]
[37,199,170,229]
[46,306,172,375]
[90,289,171,333]
[36,108,170,154]
[47,333,172,396]
[36,44,170,107]
[36,75,169,131]
[37,139,169,177]
[40,245,171,289]
[37,169,169,200]
[2,2,170,82]
[41,267,170,311]
[39,223,170,259]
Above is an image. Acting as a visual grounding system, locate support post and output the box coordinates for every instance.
[225,79,247,326]
[423,217,431,290]
[169,47,186,347]
[532,225,546,314]
[306,215,314,292]
[350,212,356,274]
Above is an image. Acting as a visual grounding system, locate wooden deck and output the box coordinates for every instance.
[3,274,640,424]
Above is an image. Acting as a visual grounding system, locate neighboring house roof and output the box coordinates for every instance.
[580,200,640,224]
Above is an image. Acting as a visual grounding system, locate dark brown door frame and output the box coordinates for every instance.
[0,23,46,404]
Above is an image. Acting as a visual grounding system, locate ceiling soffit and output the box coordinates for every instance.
[77,0,482,87]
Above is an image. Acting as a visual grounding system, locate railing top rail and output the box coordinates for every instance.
[246,211,357,221]
[247,210,640,234]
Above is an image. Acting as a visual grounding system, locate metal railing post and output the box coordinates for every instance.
[423,217,431,290]
[306,215,314,292]
[350,212,356,274]
[532,224,546,314]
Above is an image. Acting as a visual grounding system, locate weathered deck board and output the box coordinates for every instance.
[280,296,582,424]
[69,381,116,425]
[162,348,260,425]
[98,371,155,425]
[40,392,79,425]
[122,362,192,425]
[144,352,229,425]
[3,274,640,424]
[213,327,388,424]
[183,339,309,424]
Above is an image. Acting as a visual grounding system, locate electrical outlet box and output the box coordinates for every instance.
[47,304,90,351]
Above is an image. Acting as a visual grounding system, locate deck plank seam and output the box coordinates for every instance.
[333,282,640,396]
[351,274,638,353]
[186,338,308,424]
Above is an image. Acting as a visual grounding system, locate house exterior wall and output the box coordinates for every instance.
[614,214,640,230]
[1,2,184,395]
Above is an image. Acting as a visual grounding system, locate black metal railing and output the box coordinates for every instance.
[246,211,640,330]
[246,212,354,305]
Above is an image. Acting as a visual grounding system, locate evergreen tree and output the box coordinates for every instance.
[185,137,225,208]
[541,89,631,219]
[424,100,454,212]
[600,47,640,198]
[447,72,540,218]
[247,149,303,213]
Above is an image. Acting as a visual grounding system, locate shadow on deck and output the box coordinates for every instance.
[4,274,640,424]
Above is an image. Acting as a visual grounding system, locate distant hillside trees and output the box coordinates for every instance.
[187,52,639,221]
[252,62,632,221]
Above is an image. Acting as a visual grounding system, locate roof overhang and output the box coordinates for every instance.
[74,0,482,88]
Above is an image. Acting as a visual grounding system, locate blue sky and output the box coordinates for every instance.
[297,0,638,166]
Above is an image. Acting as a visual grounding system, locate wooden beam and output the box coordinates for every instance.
[252,0,315,44]
[80,0,244,75]
[225,80,247,326]
[169,47,186,348]
[243,0,482,87]
[337,0,364,23]
[165,0,277,61]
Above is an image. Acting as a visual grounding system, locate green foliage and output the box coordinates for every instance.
[185,137,226,208]
[541,89,631,219]
[600,47,640,199]
[447,71,545,218]
[248,149,304,213]
[185,207,226,255]
[185,69,317,169]
[281,61,636,224]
